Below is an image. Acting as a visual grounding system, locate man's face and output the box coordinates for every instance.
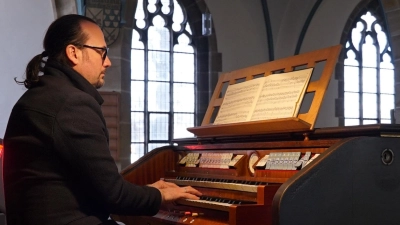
[74,21,112,89]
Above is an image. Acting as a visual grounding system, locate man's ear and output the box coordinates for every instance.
[65,44,80,65]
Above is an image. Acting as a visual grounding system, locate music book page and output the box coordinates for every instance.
[250,68,313,121]
[213,78,264,124]
[213,68,313,125]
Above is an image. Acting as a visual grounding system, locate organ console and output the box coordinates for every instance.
[112,125,400,225]
[112,46,400,224]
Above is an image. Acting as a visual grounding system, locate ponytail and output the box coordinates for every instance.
[15,52,47,89]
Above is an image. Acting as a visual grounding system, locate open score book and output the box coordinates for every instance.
[213,68,314,125]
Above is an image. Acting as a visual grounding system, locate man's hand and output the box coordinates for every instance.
[149,180,202,203]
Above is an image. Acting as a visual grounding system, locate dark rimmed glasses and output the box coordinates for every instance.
[81,44,109,62]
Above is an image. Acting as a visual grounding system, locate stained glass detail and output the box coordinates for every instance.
[344,92,359,118]
[149,113,169,140]
[381,53,394,69]
[363,93,377,118]
[362,36,377,67]
[134,0,146,29]
[375,24,387,53]
[148,81,170,112]
[174,53,194,82]
[148,16,170,51]
[351,22,363,51]
[174,34,194,53]
[160,0,171,14]
[362,68,377,93]
[148,0,157,13]
[131,0,196,163]
[130,143,144,163]
[380,68,394,94]
[173,83,194,112]
[344,66,359,92]
[148,51,170,81]
[131,49,144,80]
[344,49,359,66]
[131,30,144,49]
[172,0,184,32]
[174,113,194,138]
[381,94,394,119]
[344,11,394,126]
[131,112,144,141]
[131,81,144,110]
[361,11,375,31]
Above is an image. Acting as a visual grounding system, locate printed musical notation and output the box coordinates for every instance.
[213,68,313,125]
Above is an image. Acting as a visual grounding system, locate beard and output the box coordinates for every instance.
[94,74,105,89]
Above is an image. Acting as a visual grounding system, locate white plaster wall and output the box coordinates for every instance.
[204,0,269,72]
[0,0,55,137]
[301,0,359,52]
[206,0,363,128]
[300,0,360,127]
[270,0,317,60]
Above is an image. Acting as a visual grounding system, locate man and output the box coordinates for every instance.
[3,14,201,225]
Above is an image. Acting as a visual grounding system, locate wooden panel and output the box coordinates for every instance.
[102,105,118,117]
[104,116,118,128]
[189,45,342,137]
[121,146,179,185]
[99,91,120,161]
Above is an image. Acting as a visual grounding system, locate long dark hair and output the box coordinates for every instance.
[17,14,98,89]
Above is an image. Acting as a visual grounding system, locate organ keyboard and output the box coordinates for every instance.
[112,125,400,225]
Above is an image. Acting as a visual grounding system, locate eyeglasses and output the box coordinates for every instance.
[81,44,109,62]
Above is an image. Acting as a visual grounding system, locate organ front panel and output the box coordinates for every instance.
[112,125,400,225]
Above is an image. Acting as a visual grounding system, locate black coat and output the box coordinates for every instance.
[3,61,161,225]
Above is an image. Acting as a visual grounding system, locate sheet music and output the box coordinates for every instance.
[213,68,313,124]
[250,68,313,121]
[213,78,264,124]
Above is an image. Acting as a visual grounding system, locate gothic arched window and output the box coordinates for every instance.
[130,0,196,162]
[342,9,394,126]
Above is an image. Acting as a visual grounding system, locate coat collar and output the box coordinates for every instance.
[43,60,104,105]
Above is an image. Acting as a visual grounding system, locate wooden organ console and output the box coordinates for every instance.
[113,126,400,225]
[112,46,400,224]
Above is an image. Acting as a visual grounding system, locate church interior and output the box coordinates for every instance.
[1,0,400,224]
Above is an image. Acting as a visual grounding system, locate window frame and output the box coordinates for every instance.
[129,0,219,162]
[336,0,395,126]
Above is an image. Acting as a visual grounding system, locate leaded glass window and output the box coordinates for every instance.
[343,11,394,125]
[131,0,195,162]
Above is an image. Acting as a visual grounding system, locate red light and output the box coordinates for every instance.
[0,145,3,158]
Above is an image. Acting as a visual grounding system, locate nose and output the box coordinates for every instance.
[103,55,112,67]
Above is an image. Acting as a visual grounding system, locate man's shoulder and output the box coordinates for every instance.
[14,76,92,116]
